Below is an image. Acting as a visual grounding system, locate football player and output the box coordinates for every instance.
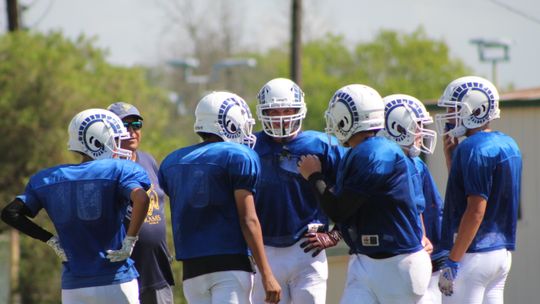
[435,76,522,303]
[379,94,446,304]
[1,109,151,303]
[251,78,346,304]
[158,91,281,304]
[298,84,432,303]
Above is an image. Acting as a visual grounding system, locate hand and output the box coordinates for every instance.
[438,258,459,296]
[46,236,68,262]
[262,274,281,304]
[443,135,459,169]
[422,236,433,255]
[106,236,138,262]
[300,229,342,257]
[297,154,322,180]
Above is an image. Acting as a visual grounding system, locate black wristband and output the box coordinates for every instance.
[307,172,327,195]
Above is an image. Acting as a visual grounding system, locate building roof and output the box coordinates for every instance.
[501,87,540,101]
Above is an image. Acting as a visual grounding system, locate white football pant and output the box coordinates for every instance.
[442,249,511,304]
[62,278,139,304]
[340,249,432,304]
[183,270,253,304]
[418,270,442,304]
[252,240,328,304]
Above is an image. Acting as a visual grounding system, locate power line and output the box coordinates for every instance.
[488,0,540,26]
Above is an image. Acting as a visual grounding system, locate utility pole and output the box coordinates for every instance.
[290,0,302,86]
[6,0,20,31]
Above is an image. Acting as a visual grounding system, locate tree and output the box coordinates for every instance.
[246,28,471,131]
[0,31,178,303]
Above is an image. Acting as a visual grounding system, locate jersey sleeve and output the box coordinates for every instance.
[118,161,152,200]
[16,178,42,217]
[228,149,260,193]
[321,139,347,186]
[461,148,492,200]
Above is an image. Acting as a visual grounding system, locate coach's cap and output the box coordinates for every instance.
[107,102,143,120]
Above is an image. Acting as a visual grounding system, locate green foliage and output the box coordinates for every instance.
[248,28,471,131]
[0,31,184,303]
[353,27,472,98]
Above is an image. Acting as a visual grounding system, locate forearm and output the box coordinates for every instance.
[307,172,367,223]
[240,216,273,277]
[126,188,149,237]
[1,199,53,242]
[449,196,486,261]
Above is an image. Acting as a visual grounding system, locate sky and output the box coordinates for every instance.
[2,0,539,91]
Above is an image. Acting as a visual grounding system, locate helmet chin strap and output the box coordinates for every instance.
[408,145,421,158]
[449,125,467,138]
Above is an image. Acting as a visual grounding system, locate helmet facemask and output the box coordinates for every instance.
[256,78,307,138]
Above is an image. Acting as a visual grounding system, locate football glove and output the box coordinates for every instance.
[300,229,342,257]
[106,236,138,262]
[46,236,68,262]
[439,258,459,296]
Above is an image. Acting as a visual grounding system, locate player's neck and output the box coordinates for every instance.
[272,134,297,144]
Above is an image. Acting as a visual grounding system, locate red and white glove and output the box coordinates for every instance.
[300,229,342,257]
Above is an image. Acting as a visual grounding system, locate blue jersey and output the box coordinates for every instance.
[254,131,346,247]
[125,151,175,293]
[441,131,522,252]
[17,159,151,289]
[159,141,260,260]
[413,157,446,261]
[335,136,424,255]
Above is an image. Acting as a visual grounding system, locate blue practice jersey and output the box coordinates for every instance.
[254,131,346,247]
[413,157,446,260]
[441,131,522,252]
[17,159,151,289]
[124,151,175,293]
[335,136,424,255]
[159,141,260,260]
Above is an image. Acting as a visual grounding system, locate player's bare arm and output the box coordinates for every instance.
[449,195,487,262]
[106,187,150,262]
[126,187,150,237]
[234,189,281,304]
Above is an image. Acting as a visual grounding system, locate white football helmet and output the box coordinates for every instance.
[194,91,257,148]
[435,76,500,138]
[68,109,132,160]
[256,78,307,138]
[325,84,384,145]
[379,94,437,157]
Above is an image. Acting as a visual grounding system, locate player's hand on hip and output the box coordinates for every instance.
[422,236,433,255]
[106,236,138,262]
[297,154,322,180]
[46,235,68,262]
[300,229,342,257]
[438,258,459,296]
[263,275,281,303]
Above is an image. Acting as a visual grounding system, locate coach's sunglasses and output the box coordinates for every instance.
[123,121,143,130]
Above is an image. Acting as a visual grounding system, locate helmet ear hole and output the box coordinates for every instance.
[194,91,256,148]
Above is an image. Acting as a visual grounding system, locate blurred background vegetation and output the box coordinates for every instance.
[0,8,471,301]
